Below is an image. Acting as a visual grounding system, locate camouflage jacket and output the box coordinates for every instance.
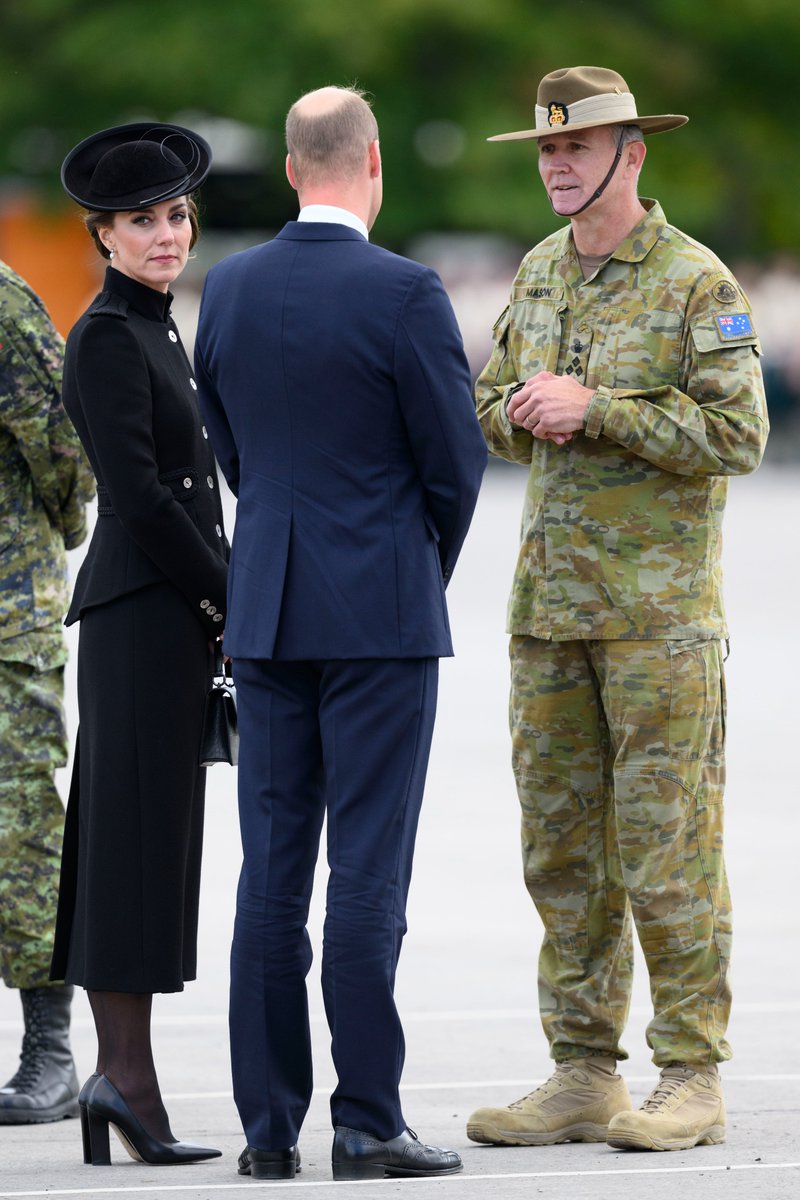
[476,200,768,640]
[0,261,94,657]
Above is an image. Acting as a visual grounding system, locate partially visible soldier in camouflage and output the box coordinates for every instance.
[467,67,768,1153]
[0,259,94,1123]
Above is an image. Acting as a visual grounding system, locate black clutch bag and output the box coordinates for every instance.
[199,644,239,767]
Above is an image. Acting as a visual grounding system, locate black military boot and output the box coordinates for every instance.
[0,985,80,1123]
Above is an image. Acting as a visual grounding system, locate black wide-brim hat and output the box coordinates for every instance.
[61,121,212,211]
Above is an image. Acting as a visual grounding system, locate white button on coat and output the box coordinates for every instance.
[183,478,192,489]
[168,331,178,343]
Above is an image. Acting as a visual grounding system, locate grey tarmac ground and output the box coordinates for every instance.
[1,461,798,1200]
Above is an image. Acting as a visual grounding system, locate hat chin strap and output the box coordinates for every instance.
[558,127,625,216]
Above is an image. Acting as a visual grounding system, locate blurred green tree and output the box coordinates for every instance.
[1,0,796,255]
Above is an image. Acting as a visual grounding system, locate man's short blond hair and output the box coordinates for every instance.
[286,86,379,188]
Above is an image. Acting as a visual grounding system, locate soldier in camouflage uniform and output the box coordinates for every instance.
[466,67,768,1153]
[0,260,94,1123]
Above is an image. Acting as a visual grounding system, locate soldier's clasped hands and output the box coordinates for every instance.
[507,369,594,444]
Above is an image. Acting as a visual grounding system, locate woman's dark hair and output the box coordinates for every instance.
[83,196,200,259]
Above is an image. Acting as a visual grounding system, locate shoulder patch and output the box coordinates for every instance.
[712,280,739,305]
[716,312,754,340]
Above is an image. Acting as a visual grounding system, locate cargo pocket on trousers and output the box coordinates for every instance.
[515,766,589,957]
[667,638,714,762]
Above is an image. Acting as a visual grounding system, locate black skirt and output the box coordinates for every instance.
[52,582,212,993]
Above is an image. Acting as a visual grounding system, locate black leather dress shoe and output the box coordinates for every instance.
[332,1126,462,1180]
[237,1144,301,1179]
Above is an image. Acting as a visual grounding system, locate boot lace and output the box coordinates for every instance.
[3,993,46,1092]
[641,1071,691,1113]
[509,1062,576,1109]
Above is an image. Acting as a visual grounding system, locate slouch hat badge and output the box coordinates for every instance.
[548,102,568,126]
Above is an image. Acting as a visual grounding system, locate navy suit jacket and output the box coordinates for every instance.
[194,221,486,660]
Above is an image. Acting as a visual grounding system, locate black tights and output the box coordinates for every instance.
[87,991,175,1144]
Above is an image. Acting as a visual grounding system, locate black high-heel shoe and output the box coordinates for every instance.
[79,1074,221,1166]
[78,1075,101,1163]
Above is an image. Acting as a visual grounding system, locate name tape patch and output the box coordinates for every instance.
[716,312,754,340]
[513,285,565,301]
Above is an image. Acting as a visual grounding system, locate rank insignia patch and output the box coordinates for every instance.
[548,102,568,126]
[712,280,738,304]
[716,312,754,339]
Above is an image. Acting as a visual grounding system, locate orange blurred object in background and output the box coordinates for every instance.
[0,194,101,336]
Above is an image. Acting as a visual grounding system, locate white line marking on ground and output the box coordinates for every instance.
[1,1161,799,1196]
[160,1073,800,1101]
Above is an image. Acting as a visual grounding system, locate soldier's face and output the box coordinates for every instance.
[100,198,192,293]
[536,125,624,217]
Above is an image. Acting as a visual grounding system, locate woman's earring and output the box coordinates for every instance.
[108,248,115,260]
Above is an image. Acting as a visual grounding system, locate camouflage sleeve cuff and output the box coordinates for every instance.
[584,385,614,439]
[501,383,525,435]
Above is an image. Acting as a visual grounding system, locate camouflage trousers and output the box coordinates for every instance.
[0,659,68,989]
[509,635,731,1068]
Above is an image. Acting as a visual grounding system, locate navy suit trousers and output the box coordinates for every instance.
[230,656,439,1149]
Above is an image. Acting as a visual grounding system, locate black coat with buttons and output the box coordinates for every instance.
[63,267,228,637]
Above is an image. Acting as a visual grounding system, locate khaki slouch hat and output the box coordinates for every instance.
[488,66,688,141]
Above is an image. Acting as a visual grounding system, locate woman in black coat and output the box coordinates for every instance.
[51,124,227,1165]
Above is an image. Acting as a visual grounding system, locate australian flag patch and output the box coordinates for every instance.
[716,312,754,340]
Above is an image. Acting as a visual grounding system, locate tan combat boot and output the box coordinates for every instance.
[466,1057,632,1146]
[606,1064,725,1151]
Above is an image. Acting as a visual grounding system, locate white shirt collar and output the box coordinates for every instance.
[297,204,369,241]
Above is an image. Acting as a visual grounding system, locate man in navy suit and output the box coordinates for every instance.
[194,86,486,1181]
